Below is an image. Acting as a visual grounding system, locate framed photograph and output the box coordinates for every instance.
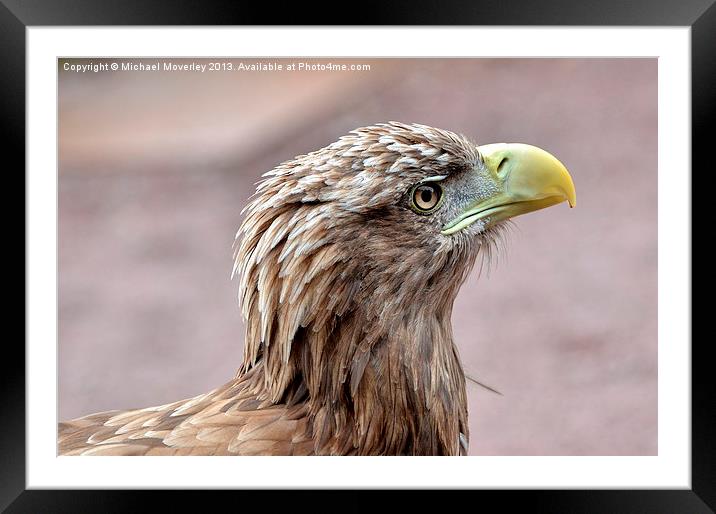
[8,0,708,511]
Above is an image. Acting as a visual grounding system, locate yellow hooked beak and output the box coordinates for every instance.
[441,143,576,235]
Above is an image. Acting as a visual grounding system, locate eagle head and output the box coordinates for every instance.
[233,122,575,455]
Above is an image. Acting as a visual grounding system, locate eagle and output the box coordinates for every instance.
[59,122,576,456]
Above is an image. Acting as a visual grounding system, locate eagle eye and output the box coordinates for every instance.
[410,183,443,214]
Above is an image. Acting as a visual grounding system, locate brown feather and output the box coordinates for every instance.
[58,122,509,456]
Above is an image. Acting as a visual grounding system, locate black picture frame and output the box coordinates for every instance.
[5,1,709,511]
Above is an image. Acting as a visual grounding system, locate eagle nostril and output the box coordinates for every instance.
[497,156,509,176]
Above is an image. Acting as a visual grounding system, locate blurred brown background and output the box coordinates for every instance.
[58,58,657,455]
